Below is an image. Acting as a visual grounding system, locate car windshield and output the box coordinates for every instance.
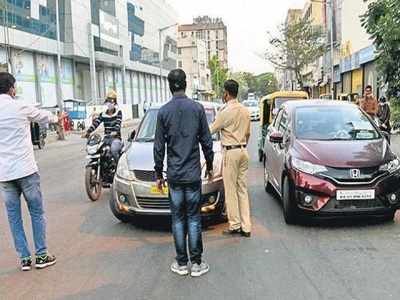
[243,101,258,107]
[136,107,217,142]
[295,106,381,141]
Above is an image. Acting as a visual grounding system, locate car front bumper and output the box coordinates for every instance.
[111,175,225,218]
[289,169,400,218]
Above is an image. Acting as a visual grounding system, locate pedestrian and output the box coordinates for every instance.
[378,96,391,134]
[83,90,123,162]
[210,80,252,238]
[360,85,379,118]
[90,107,99,123]
[154,69,214,277]
[0,72,57,271]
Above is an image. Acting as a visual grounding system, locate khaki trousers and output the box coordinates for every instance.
[223,148,251,233]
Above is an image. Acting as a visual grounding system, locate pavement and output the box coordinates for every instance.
[2,124,400,299]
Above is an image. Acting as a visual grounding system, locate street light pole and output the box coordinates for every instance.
[55,0,63,111]
[329,0,335,100]
[158,23,177,103]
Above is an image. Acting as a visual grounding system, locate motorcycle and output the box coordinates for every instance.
[85,133,119,201]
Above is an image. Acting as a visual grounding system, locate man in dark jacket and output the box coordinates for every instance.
[378,96,391,134]
[154,69,214,277]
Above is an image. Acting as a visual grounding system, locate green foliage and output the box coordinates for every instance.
[361,0,400,103]
[254,73,278,96]
[266,18,325,89]
[208,55,229,98]
[230,72,278,100]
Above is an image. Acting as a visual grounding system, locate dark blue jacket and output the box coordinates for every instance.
[154,95,214,184]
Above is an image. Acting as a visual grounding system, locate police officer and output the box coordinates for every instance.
[210,80,252,237]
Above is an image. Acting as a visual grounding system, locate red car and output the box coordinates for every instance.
[263,100,400,224]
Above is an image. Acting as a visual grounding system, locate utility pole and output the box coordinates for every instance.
[328,0,335,100]
[88,23,98,104]
[55,0,63,110]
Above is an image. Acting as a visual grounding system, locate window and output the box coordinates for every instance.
[273,110,283,128]
[278,111,288,134]
[178,61,182,68]
[178,48,182,55]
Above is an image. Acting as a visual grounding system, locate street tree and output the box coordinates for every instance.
[266,18,325,90]
[230,72,278,100]
[361,0,400,102]
[254,73,278,96]
[209,55,229,98]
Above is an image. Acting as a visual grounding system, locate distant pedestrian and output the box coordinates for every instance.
[90,107,99,123]
[360,85,379,118]
[154,69,214,277]
[0,72,57,271]
[210,80,252,238]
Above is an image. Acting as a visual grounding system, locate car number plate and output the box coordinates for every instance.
[336,190,375,201]
[150,185,169,195]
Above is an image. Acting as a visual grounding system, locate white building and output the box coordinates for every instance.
[177,34,211,99]
[0,0,178,118]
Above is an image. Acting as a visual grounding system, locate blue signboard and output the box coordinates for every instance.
[359,45,376,65]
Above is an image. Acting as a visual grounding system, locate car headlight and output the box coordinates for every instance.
[379,158,400,173]
[116,154,135,181]
[292,158,328,175]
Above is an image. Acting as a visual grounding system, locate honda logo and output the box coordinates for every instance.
[350,169,361,179]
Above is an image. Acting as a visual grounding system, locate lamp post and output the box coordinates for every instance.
[158,23,177,102]
[55,0,64,110]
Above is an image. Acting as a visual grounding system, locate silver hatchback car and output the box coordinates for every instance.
[110,101,226,223]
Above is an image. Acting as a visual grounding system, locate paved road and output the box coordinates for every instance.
[1,125,400,300]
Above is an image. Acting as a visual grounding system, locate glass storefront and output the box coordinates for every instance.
[0,0,63,41]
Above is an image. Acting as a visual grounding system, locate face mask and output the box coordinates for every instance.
[105,102,115,111]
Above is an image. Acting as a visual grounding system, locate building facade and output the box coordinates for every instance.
[337,0,379,98]
[0,0,178,118]
[178,16,228,68]
[177,30,211,99]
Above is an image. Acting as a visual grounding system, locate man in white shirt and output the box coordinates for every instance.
[0,72,57,271]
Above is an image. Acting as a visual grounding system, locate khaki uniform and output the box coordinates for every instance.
[210,99,251,233]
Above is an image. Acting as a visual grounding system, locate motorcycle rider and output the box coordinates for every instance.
[378,96,391,134]
[83,90,123,162]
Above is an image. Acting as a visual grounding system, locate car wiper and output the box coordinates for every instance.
[328,138,352,141]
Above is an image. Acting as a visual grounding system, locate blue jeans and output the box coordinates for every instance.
[169,182,203,266]
[0,173,47,259]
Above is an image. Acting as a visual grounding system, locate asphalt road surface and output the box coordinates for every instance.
[1,125,400,300]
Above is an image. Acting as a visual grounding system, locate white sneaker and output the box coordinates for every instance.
[170,261,189,276]
[190,262,210,277]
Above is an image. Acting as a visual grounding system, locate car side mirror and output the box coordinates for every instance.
[128,130,136,142]
[270,131,283,144]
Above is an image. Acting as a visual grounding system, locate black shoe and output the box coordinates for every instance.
[222,228,242,235]
[36,254,57,269]
[240,230,251,238]
[21,257,32,271]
